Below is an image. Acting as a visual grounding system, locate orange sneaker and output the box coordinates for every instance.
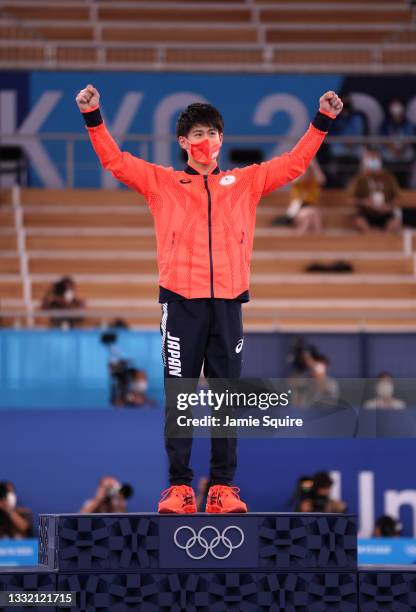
[205,485,248,513]
[157,485,197,514]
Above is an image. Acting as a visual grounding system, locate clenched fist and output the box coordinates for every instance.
[76,84,100,112]
[319,91,343,117]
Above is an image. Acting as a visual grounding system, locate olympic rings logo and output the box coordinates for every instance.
[173,525,245,560]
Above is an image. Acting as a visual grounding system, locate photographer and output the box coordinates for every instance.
[80,476,134,514]
[41,276,85,329]
[304,352,339,407]
[0,481,33,539]
[101,329,152,408]
[287,338,316,406]
[288,338,339,407]
[373,515,402,538]
[290,475,314,511]
[296,472,346,513]
[125,369,154,407]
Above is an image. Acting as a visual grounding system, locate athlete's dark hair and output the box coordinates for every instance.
[176,103,224,138]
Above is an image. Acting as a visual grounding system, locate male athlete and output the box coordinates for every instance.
[76,85,343,514]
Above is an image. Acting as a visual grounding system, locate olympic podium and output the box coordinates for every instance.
[0,513,415,610]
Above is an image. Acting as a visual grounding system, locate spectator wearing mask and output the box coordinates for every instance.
[41,276,85,329]
[326,93,368,187]
[349,148,401,233]
[80,476,134,513]
[380,97,415,188]
[0,481,33,539]
[373,515,402,538]
[364,372,406,410]
[297,471,346,513]
[272,159,325,234]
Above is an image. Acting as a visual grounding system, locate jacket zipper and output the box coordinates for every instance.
[240,231,246,284]
[204,175,214,298]
[167,231,175,269]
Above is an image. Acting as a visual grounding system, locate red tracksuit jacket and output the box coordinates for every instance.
[84,108,333,300]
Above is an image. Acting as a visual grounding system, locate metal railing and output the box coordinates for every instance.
[1,132,416,329]
[3,308,416,331]
[1,132,415,189]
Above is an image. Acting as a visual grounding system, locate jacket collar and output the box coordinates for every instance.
[184,164,220,176]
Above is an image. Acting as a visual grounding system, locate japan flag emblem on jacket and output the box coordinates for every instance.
[220,175,236,186]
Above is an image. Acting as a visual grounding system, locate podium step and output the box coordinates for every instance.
[38,512,357,572]
[56,571,358,610]
[3,513,415,611]
[2,566,416,611]
[359,566,416,611]
[0,567,359,611]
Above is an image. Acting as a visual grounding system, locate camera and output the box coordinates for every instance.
[101,331,117,346]
[288,337,323,373]
[110,360,138,406]
[100,330,140,406]
[104,483,134,502]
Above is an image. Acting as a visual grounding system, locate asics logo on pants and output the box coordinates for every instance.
[235,338,244,354]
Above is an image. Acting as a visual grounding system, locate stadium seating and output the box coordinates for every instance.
[2,186,416,330]
[0,1,414,328]
[0,0,412,71]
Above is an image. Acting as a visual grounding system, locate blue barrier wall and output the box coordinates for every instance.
[0,330,163,409]
[2,330,416,537]
[1,409,416,537]
[1,331,415,408]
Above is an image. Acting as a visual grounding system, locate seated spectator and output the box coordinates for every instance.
[272,159,324,234]
[0,481,33,539]
[41,276,85,329]
[364,372,406,410]
[380,97,415,188]
[326,93,368,187]
[80,476,134,514]
[296,471,346,513]
[349,148,401,233]
[373,515,402,538]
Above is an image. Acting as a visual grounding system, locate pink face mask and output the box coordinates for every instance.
[189,139,221,165]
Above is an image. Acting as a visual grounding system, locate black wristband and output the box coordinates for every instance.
[312,111,334,132]
[82,107,103,128]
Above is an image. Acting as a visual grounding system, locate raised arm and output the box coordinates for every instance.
[76,84,169,198]
[255,91,343,197]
